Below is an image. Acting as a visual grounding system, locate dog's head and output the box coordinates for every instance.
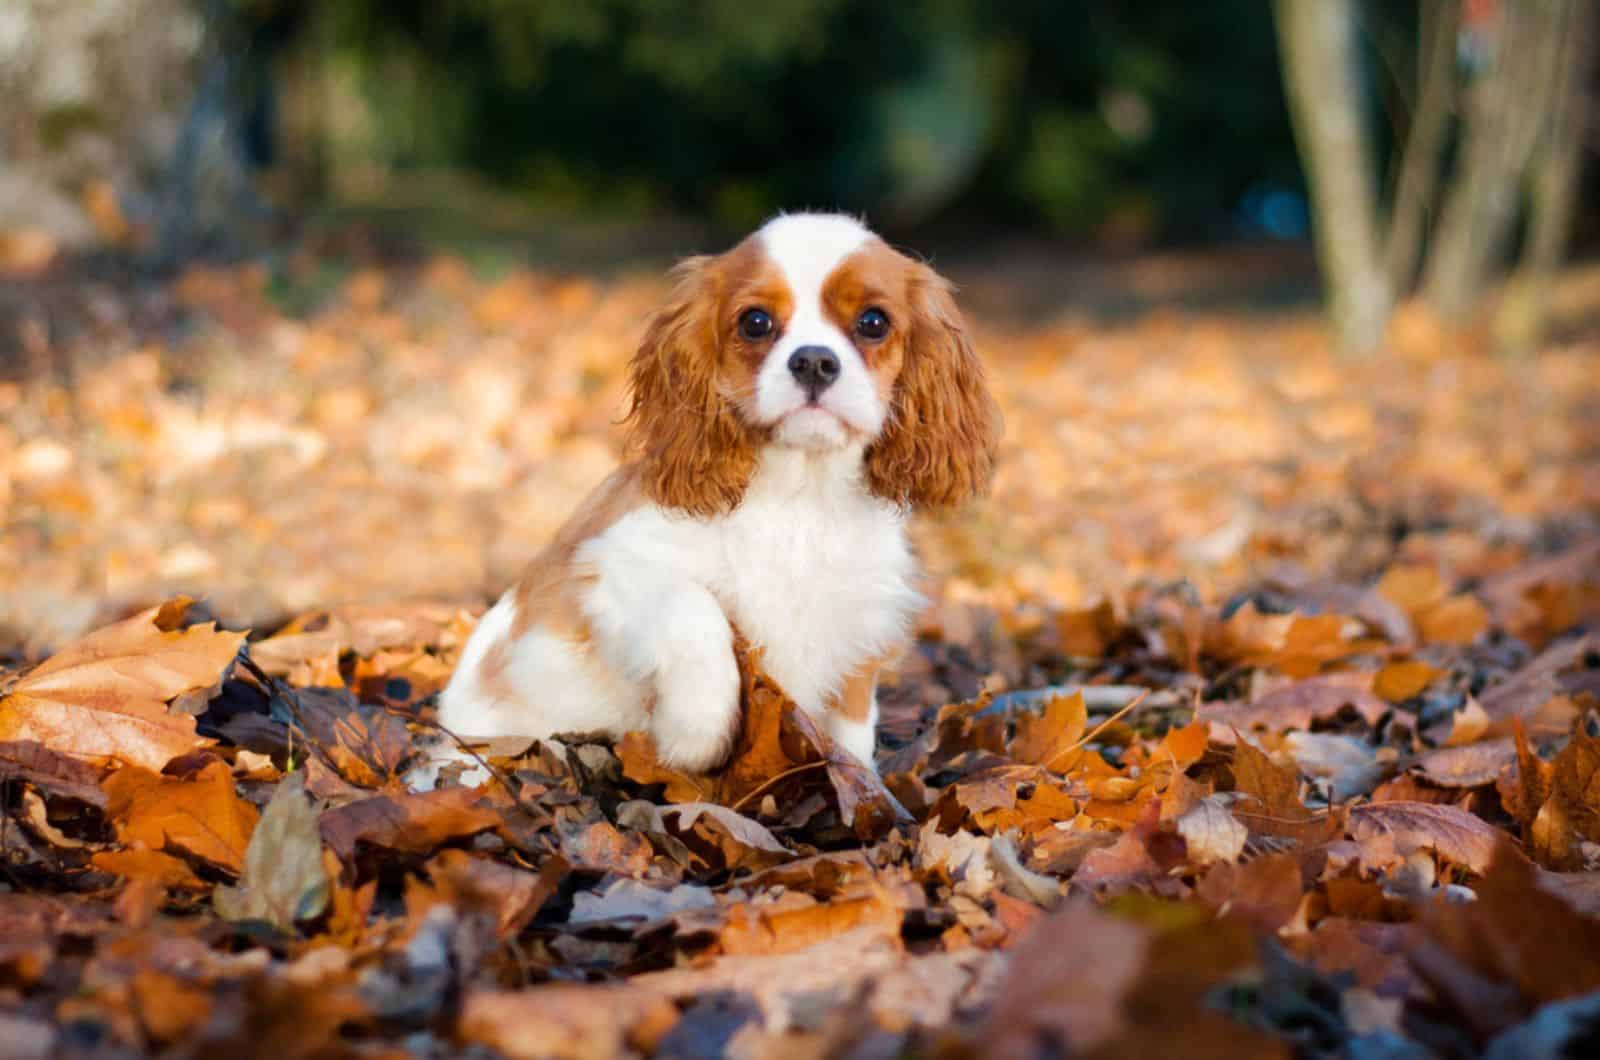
[625,212,1000,515]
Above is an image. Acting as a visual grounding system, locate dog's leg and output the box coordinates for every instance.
[583,559,740,772]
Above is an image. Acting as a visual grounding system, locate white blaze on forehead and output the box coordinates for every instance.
[757,213,874,306]
[751,213,885,446]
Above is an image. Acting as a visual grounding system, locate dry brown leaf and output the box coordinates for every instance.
[0,739,108,808]
[319,786,500,861]
[1200,674,1386,741]
[717,884,907,956]
[1194,851,1303,933]
[0,599,242,770]
[1416,839,1600,1026]
[1418,594,1490,646]
[1176,795,1248,865]
[1412,739,1516,789]
[103,758,259,874]
[976,900,1150,1054]
[460,984,678,1060]
[1349,801,1498,875]
[1480,635,1595,735]
[659,802,792,872]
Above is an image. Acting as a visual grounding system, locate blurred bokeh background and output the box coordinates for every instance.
[2,0,1597,656]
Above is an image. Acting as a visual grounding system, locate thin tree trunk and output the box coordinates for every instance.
[1273,0,1392,353]
[1423,0,1570,322]
[1494,0,1596,355]
[1384,0,1459,296]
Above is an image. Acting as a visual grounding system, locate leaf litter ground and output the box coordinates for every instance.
[1,248,1599,1059]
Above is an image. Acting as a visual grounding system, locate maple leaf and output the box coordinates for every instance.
[0,599,243,770]
[102,757,259,874]
[1009,689,1087,769]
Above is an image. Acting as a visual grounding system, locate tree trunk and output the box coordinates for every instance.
[1273,0,1392,353]
[0,0,203,252]
[1422,0,1571,322]
[1384,0,1459,296]
[1493,0,1597,354]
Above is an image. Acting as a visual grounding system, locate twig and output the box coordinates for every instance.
[1046,688,1151,771]
[728,760,826,814]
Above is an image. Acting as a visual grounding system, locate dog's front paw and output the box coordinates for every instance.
[649,648,741,773]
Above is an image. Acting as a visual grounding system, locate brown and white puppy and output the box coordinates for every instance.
[437,213,998,772]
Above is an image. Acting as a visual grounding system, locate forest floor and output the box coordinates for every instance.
[1,235,1599,1059]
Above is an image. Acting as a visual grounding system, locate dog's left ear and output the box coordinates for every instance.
[865,264,1000,508]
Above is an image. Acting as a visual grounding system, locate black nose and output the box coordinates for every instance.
[788,345,841,396]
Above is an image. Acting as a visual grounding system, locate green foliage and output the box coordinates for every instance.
[256,0,1300,237]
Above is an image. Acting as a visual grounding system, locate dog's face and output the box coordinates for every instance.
[625,213,1000,515]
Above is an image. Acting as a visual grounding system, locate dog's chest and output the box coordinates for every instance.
[702,485,919,707]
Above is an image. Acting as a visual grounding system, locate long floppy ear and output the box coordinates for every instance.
[865,265,1001,508]
[623,255,757,516]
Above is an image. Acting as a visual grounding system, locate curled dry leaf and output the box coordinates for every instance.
[658,802,792,872]
[1200,674,1387,742]
[215,772,331,931]
[1413,739,1517,789]
[319,785,499,862]
[1349,801,1499,875]
[0,599,243,771]
[0,739,107,808]
[1176,794,1248,865]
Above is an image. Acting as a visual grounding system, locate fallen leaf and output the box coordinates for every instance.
[319,786,499,861]
[0,600,242,770]
[1194,851,1303,933]
[1010,690,1088,768]
[1375,659,1440,703]
[1350,801,1498,875]
[0,739,107,808]
[103,757,259,874]
[460,984,678,1060]
[215,772,331,931]
[1414,739,1516,789]
[1200,674,1387,741]
[659,802,792,871]
[1176,795,1248,865]
[568,878,716,926]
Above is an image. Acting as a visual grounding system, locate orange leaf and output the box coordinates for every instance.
[0,599,242,770]
[1010,690,1087,769]
[103,758,259,874]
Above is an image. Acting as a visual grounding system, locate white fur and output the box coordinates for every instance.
[751,214,885,443]
[436,446,918,772]
[435,214,924,777]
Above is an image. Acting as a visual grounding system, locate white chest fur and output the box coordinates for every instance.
[580,446,922,713]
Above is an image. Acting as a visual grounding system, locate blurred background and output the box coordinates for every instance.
[1,0,1597,655]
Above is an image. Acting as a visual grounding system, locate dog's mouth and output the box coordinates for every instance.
[773,405,857,449]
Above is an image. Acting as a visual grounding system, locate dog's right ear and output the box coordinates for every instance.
[624,255,758,517]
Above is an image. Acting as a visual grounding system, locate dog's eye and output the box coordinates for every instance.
[855,307,890,341]
[738,308,774,341]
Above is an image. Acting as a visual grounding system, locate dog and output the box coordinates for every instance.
[437,213,999,772]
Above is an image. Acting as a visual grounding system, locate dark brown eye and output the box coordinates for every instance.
[738,308,774,341]
[855,307,890,341]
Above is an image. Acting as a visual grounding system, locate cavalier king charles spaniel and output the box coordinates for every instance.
[437,213,999,772]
